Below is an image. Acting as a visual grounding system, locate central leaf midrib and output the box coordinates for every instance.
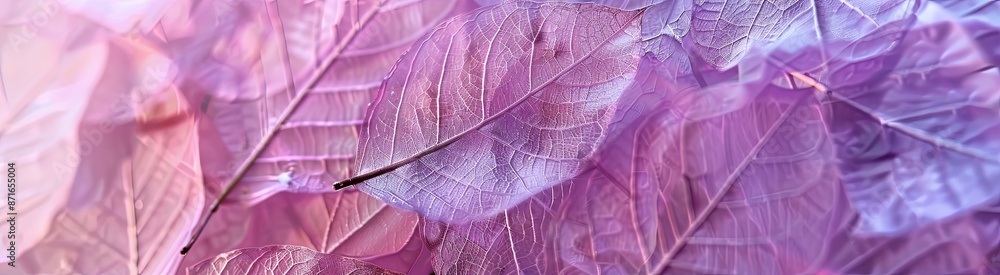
[336,8,642,188]
[652,93,811,273]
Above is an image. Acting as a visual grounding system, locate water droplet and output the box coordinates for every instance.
[135,200,144,210]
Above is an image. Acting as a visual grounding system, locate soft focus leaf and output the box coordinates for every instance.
[29,0,175,35]
[782,2,1000,234]
[932,0,1000,64]
[349,1,646,223]
[18,50,204,275]
[0,14,109,262]
[187,245,399,275]
[819,202,1000,274]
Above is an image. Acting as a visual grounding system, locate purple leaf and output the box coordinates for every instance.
[20,82,204,274]
[178,191,427,274]
[176,0,468,205]
[424,54,1000,274]
[819,202,1000,274]
[650,88,839,274]
[788,2,1000,234]
[639,0,692,70]
[932,0,1000,64]
[641,0,922,70]
[177,192,428,274]
[236,192,420,259]
[186,245,399,275]
[346,1,647,223]
[423,63,841,273]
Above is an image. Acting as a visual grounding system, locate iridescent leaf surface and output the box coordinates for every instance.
[932,0,1000,64]
[173,0,465,205]
[424,54,1000,274]
[782,2,1000,234]
[424,65,841,273]
[349,1,646,223]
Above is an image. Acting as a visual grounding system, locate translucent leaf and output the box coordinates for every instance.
[932,0,1000,64]
[176,201,252,274]
[425,55,1000,274]
[187,245,399,275]
[239,192,415,255]
[178,190,425,273]
[806,2,1000,234]
[423,62,839,273]
[18,74,204,274]
[0,19,109,261]
[343,1,646,223]
[174,0,468,205]
[641,0,922,70]
[639,0,692,68]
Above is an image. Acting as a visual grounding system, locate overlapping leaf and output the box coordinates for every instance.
[187,245,399,275]
[176,201,252,274]
[18,58,204,274]
[640,0,921,70]
[172,0,480,266]
[349,1,647,223]
[932,0,1000,64]
[172,0,465,205]
[819,202,1000,274]
[177,176,425,274]
[422,54,840,273]
[776,2,1000,234]
[424,54,1000,275]
[0,13,109,261]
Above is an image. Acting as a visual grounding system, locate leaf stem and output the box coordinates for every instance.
[180,0,388,255]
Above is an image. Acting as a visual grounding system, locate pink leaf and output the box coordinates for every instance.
[18,58,204,274]
[178,191,425,274]
[0,17,109,260]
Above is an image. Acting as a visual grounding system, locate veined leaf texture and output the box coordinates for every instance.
[2,0,1000,274]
